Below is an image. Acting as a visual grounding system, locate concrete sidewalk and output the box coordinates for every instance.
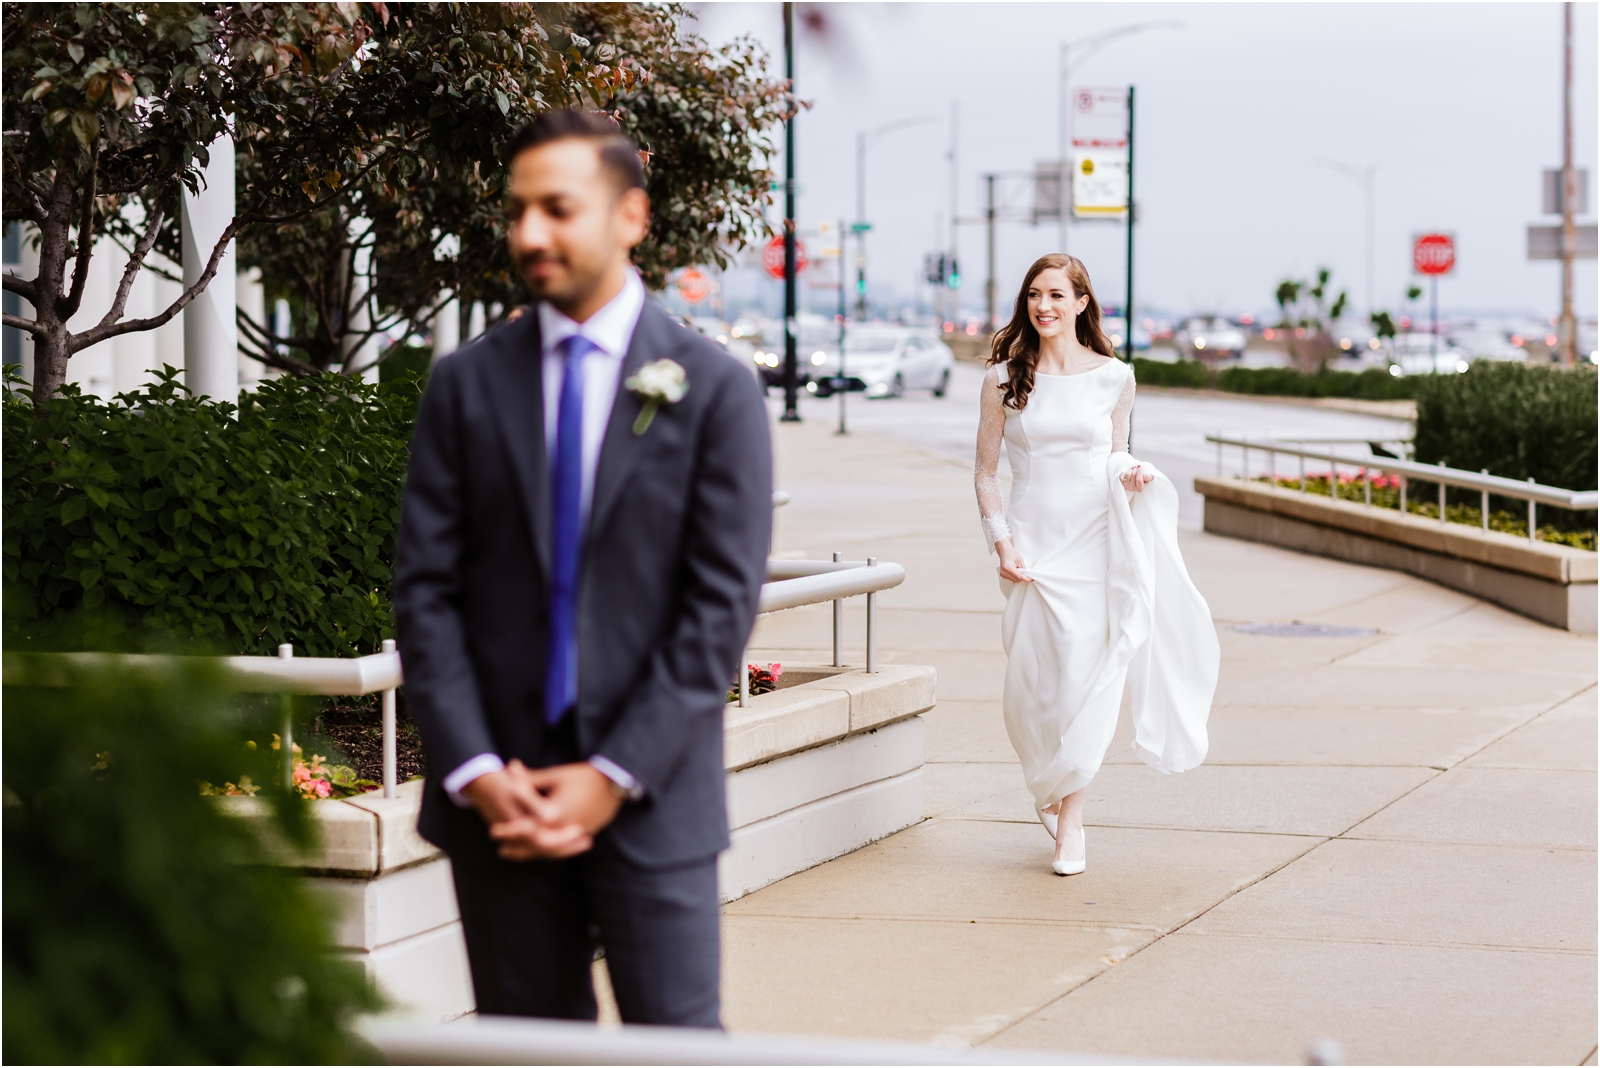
[728,416,1598,1065]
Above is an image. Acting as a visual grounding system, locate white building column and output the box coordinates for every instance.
[237,267,266,392]
[466,301,486,342]
[181,133,237,403]
[432,296,459,365]
[343,216,380,383]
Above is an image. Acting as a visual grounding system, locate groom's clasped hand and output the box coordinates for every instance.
[461,761,624,861]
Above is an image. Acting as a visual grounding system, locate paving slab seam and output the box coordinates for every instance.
[977,834,1332,1048]
[1162,929,1599,955]
[927,815,1339,840]
[1583,1044,1598,1065]
[1358,681,1599,778]
[724,913,1170,935]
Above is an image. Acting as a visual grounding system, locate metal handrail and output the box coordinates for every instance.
[739,556,906,705]
[1206,433,1597,542]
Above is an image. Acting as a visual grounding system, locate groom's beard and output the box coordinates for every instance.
[518,247,609,316]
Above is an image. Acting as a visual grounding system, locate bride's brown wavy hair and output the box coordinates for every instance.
[987,254,1117,410]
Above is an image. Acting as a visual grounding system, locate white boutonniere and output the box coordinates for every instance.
[625,358,688,435]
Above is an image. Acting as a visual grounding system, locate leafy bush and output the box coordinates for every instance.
[1131,358,1415,400]
[3,369,422,656]
[3,651,381,1063]
[1411,363,1597,532]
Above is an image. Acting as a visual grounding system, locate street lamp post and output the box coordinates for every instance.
[1056,21,1181,252]
[1316,159,1376,317]
[854,116,939,321]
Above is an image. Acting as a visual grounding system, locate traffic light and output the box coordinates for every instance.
[947,258,960,289]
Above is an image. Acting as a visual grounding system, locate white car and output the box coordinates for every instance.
[1174,317,1246,361]
[815,327,954,399]
[1388,332,1472,375]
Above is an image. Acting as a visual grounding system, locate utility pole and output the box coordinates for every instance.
[1559,0,1577,364]
[837,215,848,435]
[854,130,867,321]
[985,174,997,332]
[780,2,799,421]
[948,101,959,329]
[1123,85,1135,363]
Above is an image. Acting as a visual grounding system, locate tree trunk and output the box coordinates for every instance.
[31,326,70,406]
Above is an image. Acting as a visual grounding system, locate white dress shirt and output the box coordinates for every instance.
[442,269,647,806]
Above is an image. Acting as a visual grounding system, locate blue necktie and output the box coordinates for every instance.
[546,335,596,726]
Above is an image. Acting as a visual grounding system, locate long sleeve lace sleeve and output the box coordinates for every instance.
[975,365,1010,552]
[1111,366,1136,454]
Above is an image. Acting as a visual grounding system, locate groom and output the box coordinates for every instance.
[393,109,772,1026]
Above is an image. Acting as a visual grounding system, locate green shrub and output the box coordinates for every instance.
[1130,358,1209,389]
[1411,362,1597,532]
[3,369,422,656]
[1131,358,1415,400]
[3,650,382,1063]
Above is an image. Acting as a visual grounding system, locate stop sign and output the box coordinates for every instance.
[762,235,808,280]
[1413,233,1456,276]
[676,267,710,304]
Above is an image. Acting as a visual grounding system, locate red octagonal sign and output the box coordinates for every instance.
[1412,233,1456,276]
[762,235,808,280]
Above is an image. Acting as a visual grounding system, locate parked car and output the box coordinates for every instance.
[1388,332,1472,375]
[751,315,839,390]
[1174,316,1246,361]
[813,327,954,399]
[1101,316,1152,354]
[1447,329,1528,364]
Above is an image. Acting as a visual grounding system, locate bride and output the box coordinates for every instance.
[974,253,1219,876]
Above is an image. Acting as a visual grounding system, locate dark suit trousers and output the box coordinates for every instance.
[448,720,722,1027]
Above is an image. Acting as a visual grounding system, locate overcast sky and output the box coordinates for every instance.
[685,2,1598,323]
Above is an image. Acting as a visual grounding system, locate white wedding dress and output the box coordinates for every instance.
[975,359,1219,812]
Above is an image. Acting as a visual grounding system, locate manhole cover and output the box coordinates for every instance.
[1231,622,1376,638]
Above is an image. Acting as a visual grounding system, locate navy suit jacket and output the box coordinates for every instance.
[393,300,773,868]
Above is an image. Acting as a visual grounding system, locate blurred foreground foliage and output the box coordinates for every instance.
[3,368,421,656]
[2,643,380,1063]
[1132,358,1416,400]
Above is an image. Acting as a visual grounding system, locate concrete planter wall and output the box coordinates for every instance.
[253,662,936,1020]
[1197,476,1597,632]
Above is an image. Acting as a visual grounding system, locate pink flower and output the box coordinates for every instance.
[313,779,332,798]
[769,663,782,678]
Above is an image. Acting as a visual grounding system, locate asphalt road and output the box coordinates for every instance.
[766,361,1414,529]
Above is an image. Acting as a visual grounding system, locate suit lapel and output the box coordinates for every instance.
[480,313,551,577]
[588,303,682,541]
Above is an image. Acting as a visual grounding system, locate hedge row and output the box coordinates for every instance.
[3,369,421,656]
[1131,358,1417,400]
[1411,362,1596,529]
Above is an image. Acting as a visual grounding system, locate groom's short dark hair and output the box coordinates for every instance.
[504,109,646,194]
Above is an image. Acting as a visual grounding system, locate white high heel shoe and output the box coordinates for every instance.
[1051,827,1086,876]
[1037,808,1059,840]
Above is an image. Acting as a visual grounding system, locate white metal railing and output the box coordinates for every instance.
[9,557,906,785]
[1207,433,1599,540]
[739,555,906,706]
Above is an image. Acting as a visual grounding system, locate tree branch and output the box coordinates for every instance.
[2,311,45,336]
[2,270,39,303]
[94,182,172,333]
[68,213,242,354]
[236,311,320,376]
[62,143,100,318]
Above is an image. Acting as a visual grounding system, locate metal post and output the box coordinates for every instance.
[1329,460,1337,502]
[1298,444,1306,493]
[1480,469,1490,532]
[837,217,849,436]
[1241,441,1249,482]
[1430,275,1438,366]
[1364,466,1371,507]
[832,550,844,668]
[1560,1,1577,364]
[1215,437,1222,478]
[855,132,867,322]
[1528,478,1538,540]
[1437,461,1447,523]
[277,643,294,789]
[1267,447,1275,487]
[984,175,996,332]
[780,3,800,423]
[865,556,878,674]
[381,638,398,798]
[1400,474,1408,515]
[739,646,749,708]
[1123,84,1135,362]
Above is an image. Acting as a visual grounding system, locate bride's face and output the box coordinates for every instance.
[1028,267,1089,339]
